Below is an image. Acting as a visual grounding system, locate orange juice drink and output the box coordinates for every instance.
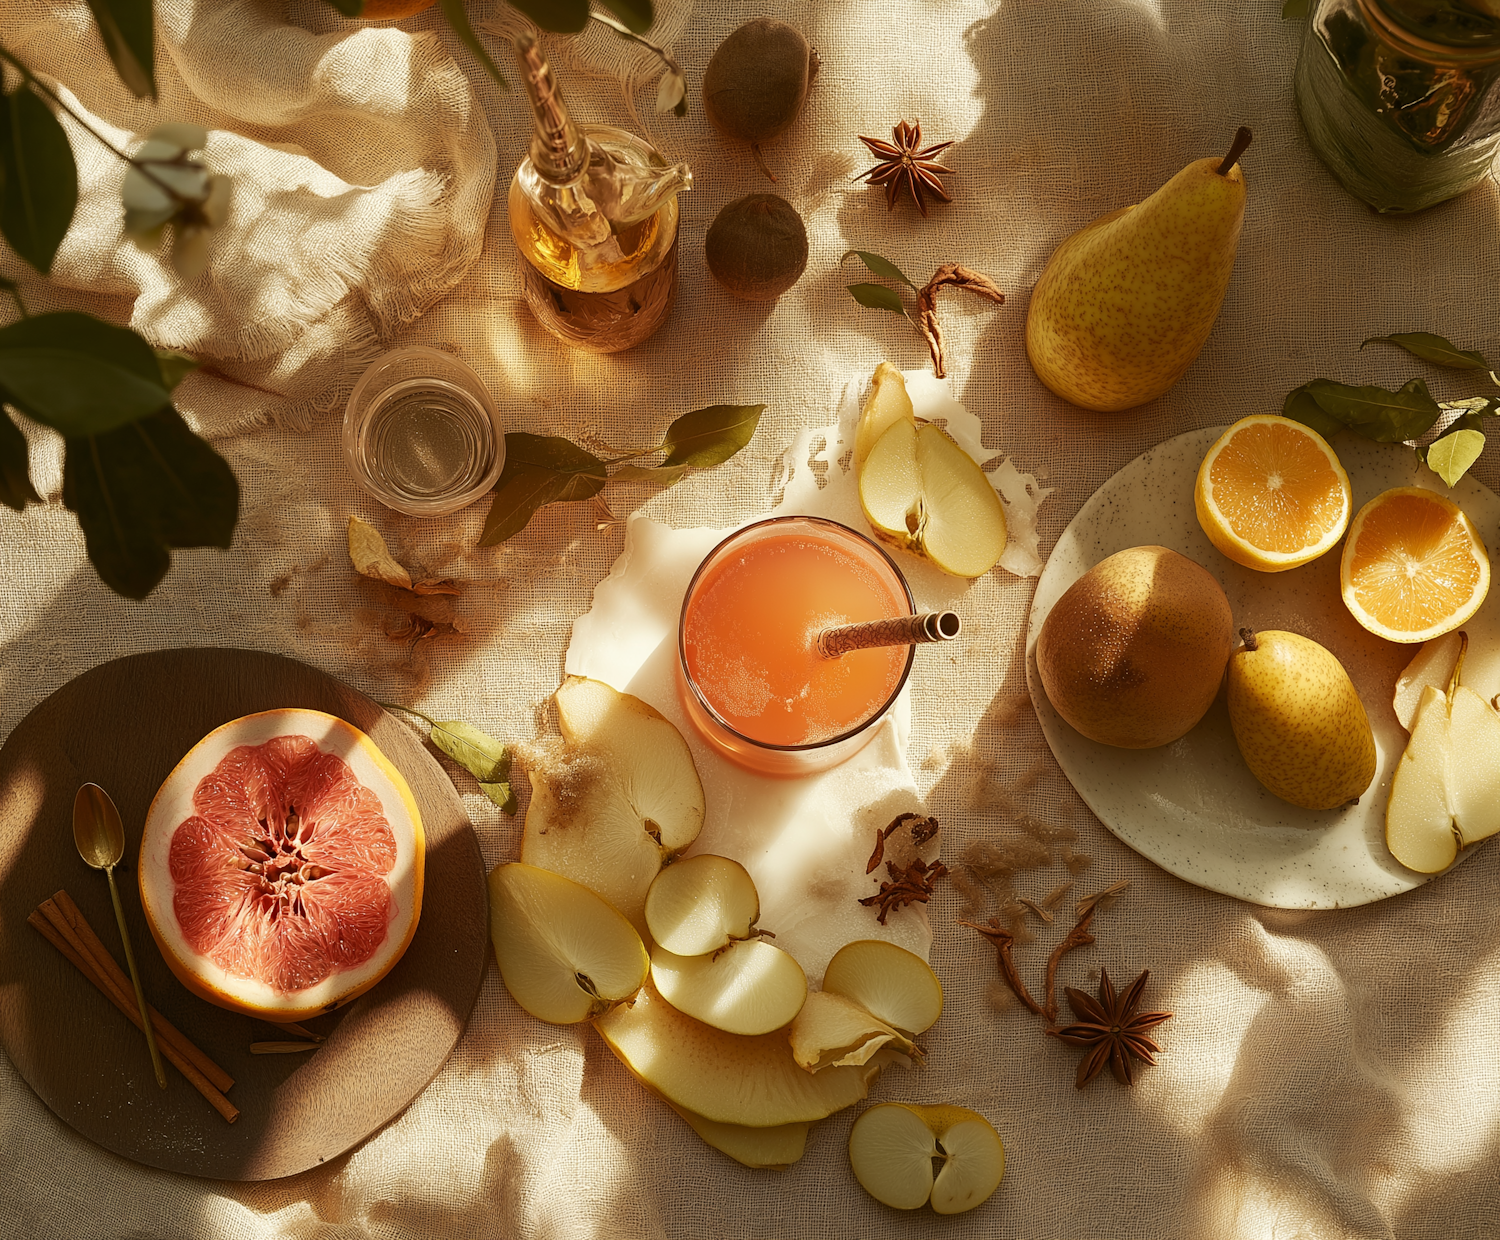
[677,516,914,775]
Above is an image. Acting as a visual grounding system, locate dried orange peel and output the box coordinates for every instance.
[1340,487,1490,643]
[1195,415,1351,572]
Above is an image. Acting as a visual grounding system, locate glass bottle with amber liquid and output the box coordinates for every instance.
[507,34,692,353]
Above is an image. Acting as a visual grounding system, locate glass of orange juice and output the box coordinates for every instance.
[676,516,915,776]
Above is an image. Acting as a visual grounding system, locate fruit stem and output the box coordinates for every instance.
[1239,627,1258,652]
[750,143,778,183]
[1216,126,1253,176]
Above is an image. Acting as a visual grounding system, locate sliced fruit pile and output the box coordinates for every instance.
[488,677,1003,1206]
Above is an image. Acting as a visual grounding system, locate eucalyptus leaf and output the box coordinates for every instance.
[1424,428,1486,487]
[598,0,654,34]
[847,283,908,316]
[1282,382,1345,439]
[0,406,40,512]
[0,87,79,275]
[84,0,156,99]
[1305,376,1442,442]
[380,704,517,814]
[1361,332,1490,370]
[478,432,608,546]
[658,403,763,470]
[154,349,198,391]
[842,249,916,289]
[0,312,171,436]
[62,408,239,599]
[438,0,510,88]
[506,0,591,33]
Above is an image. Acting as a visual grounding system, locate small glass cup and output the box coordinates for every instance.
[675,516,916,777]
[343,347,506,518]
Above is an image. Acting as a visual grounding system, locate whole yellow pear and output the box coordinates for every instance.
[1036,545,1234,749]
[1227,629,1375,811]
[1025,129,1251,413]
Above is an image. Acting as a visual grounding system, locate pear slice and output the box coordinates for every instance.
[645,855,759,956]
[788,990,917,1071]
[855,361,915,468]
[664,1100,811,1169]
[823,940,943,1035]
[651,940,808,1036]
[859,416,1008,579]
[522,677,705,936]
[848,1103,1006,1215]
[1393,631,1465,732]
[595,980,885,1127]
[488,863,648,1025]
[1386,634,1500,873]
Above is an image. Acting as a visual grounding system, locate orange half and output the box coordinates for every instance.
[1195,415,1351,572]
[1340,487,1490,643]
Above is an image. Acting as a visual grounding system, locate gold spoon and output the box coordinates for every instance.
[73,783,166,1089]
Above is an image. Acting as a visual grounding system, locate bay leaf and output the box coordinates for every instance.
[381,704,517,814]
[842,250,917,290]
[1305,377,1441,442]
[658,404,764,470]
[478,433,608,546]
[599,0,654,35]
[1361,332,1490,370]
[1282,382,1344,439]
[84,0,156,100]
[1424,428,1486,488]
[480,780,519,815]
[846,283,908,316]
[347,516,413,590]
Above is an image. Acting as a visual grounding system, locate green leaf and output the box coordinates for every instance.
[1305,377,1442,442]
[0,405,40,511]
[847,283,908,316]
[438,0,510,88]
[379,704,518,814]
[1281,0,1309,17]
[1283,382,1345,439]
[658,404,763,470]
[478,432,608,546]
[153,349,199,391]
[0,88,79,276]
[319,0,363,14]
[62,408,239,599]
[83,0,156,100]
[1424,427,1486,487]
[0,312,171,436]
[480,781,518,815]
[506,0,591,32]
[1361,332,1490,370]
[598,0,653,33]
[842,249,916,289]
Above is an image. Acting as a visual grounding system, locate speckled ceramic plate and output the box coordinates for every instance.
[1025,428,1500,909]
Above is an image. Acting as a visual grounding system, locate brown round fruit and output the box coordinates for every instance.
[705,194,808,301]
[1036,545,1234,749]
[703,19,817,145]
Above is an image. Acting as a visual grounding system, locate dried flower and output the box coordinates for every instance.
[859,857,948,925]
[857,119,954,216]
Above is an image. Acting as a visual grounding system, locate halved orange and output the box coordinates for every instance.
[1340,487,1490,643]
[1195,415,1351,572]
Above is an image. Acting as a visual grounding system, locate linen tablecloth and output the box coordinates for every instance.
[2,1,1499,1237]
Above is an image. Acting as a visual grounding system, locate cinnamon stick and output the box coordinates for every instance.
[46,891,235,1095]
[30,898,238,1123]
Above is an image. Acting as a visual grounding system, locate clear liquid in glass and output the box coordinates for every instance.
[354,378,497,507]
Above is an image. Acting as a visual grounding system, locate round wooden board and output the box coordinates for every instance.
[0,648,489,1180]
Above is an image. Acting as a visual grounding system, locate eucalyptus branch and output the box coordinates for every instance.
[589,10,684,111]
[0,44,193,206]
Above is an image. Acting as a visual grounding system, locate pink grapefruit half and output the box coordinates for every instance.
[139,709,425,1021]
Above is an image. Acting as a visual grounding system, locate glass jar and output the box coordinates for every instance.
[1295,0,1500,212]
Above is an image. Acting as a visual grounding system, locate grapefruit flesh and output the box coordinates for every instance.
[140,709,424,1020]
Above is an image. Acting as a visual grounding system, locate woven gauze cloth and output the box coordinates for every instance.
[0,0,497,433]
[2,1,1500,1239]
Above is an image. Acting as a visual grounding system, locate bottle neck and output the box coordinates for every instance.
[515,34,589,183]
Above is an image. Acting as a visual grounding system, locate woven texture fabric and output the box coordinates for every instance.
[3,1,1500,1238]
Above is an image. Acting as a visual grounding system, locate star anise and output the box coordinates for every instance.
[857,120,954,217]
[1048,968,1171,1090]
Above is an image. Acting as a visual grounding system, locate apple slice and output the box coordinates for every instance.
[651,940,808,1036]
[665,1100,811,1169]
[848,1103,1005,1215]
[859,416,1008,579]
[645,855,759,956]
[488,863,648,1024]
[789,990,917,1071]
[1393,631,1465,732]
[823,940,943,1036]
[595,980,886,1127]
[522,677,705,936]
[855,362,915,468]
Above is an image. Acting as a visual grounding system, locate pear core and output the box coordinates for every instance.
[1036,545,1234,749]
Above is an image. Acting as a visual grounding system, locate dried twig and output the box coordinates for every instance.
[1017,895,1055,925]
[1041,908,1096,1024]
[859,858,949,924]
[959,917,1045,1017]
[865,811,940,874]
[917,264,1005,378]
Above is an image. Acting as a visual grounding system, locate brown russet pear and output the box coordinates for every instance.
[1036,545,1234,749]
[1025,129,1251,413]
